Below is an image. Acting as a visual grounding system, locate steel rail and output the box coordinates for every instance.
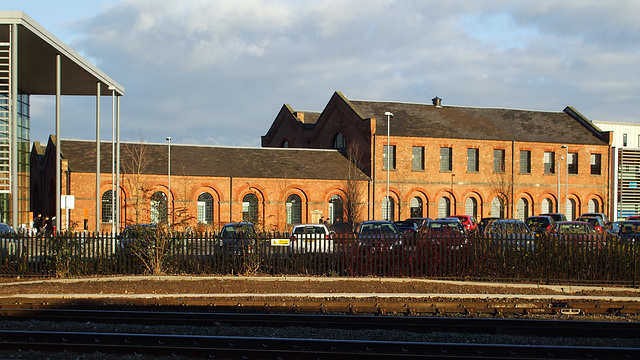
[0,329,639,359]
[1,308,640,339]
[1,295,639,315]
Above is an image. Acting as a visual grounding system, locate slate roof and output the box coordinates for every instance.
[59,140,369,181]
[348,99,608,146]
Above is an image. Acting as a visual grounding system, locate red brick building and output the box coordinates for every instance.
[262,92,613,222]
[31,92,613,233]
[31,138,369,232]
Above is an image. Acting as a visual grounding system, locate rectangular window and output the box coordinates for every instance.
[623,133,628,147]
[591,153,602,175]
[440,147,452,172]
[493,149,505,173]
[383,145,396,170]
[568,152,578,174]
[520,150,531,174]
[467,148,479,172]
[544,151,555,174]
[412,146,424,171]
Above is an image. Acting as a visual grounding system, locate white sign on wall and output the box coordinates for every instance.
[61,195,75,209]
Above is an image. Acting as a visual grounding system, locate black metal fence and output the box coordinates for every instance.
[0,232,638,286]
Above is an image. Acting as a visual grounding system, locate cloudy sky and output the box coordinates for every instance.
[6,0,640,147]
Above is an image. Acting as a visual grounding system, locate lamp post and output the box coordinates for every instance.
[561,145,568,217]
[384,111,393,220]
[166,137,171,226]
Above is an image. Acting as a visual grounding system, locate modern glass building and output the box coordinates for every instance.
[0,11,124,230]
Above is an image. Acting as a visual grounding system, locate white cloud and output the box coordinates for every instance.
[25,0,640,145]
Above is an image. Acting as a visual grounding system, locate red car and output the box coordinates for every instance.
[450,215,478,233]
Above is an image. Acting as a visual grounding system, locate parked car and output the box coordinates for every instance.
[619,220,640,244]
[553,221,600,248]
[218,222,257,254]
[393,221,420,236]
[576,216,606,233]
[117,223,158,255]
[539,213,568,222]
[423,218,469,251]
[580,212,610,225]
[524,215,556,236]
[484,219,535,251]
[449,215,478,233]
[328,221,353,237]
[627,215,640,221]
[289,223,333,253]
[0,223,23,261]
[357,221,403,251]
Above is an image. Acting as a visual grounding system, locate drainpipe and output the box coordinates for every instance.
[511,141,515,218]
[229,177,233,222]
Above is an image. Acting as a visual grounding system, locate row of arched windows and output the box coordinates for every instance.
[102,189,602,225]
[101,191,346,226]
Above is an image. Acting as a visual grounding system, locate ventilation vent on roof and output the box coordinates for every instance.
[432,96,442,108]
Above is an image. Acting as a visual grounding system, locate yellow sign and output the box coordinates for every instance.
[270,239,290,246]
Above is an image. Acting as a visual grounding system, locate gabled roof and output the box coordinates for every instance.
[58,140,369,181]
[347,98,609,145]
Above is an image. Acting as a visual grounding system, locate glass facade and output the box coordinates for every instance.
[0,92,30,226]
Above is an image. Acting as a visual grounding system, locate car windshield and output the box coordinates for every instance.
[220,224,256,237]
[360,223,397,234]
[621,223,640,234]
[525,218,549,229]
[491,222,528,234]
[293,226,326,235]
[578,218,599,227]
[558,223,593,234]
[428,222,464,234]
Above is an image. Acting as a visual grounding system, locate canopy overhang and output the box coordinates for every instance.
[0,11,124,96]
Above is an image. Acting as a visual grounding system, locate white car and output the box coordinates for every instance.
[289,224,334,253]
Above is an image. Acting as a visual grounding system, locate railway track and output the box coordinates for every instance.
[0,308,639,359]
[1,294,639,316]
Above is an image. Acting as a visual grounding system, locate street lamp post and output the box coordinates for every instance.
[562,145,568,217]
[166,137,171,226]
[384,111,393,221]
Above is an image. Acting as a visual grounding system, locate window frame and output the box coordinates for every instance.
[412,146,425,171]
[383,145,396,171]
[519,150,531,174]
[493,149,505,173]
[440,147,452,172]
[467,148,479,172]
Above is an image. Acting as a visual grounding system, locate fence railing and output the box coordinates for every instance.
[0,232,637,286]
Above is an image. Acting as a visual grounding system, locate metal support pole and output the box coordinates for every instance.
[55,54,61,234]
[96,82,101,232]
[10,24,18,227]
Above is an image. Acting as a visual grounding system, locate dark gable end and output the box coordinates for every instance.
[349,100,609,145]
[60,140,369,181]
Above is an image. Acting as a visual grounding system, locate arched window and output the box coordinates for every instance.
[382,196,395,221]
[101,190,114,223]
[517,198,529,221]
[438,197,451,218]
[197,192,214,224]
[243,193,259,224]
[151,191,168,224]
[410,197,423,218]
[566,199,577,220]
[465,197,478,219]
[333,133,346,151]
[328,195,344,224]
[282,140,289,148]
[542,198,553,214]
[588,199,599,213]
[491,197,505,218]
[286,194,302,224]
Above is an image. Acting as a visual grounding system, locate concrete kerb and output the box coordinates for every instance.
[0,275,638,295]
